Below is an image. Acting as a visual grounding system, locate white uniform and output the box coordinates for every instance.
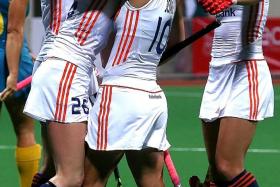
[24,0,117,123]
[33,0,73,73]
[85,0,176,151]
[200,0,274,122]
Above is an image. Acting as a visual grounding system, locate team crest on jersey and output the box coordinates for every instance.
[165,0,175,14]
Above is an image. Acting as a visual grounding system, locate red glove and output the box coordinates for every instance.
[198,0,237,15]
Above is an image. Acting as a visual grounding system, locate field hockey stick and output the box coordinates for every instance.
[159,20,221,66]
[16,75,32,90]
[114,167,122,187]
[164,150,182,187]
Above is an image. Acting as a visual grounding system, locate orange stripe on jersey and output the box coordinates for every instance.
[100,86,108,150]
[80,0,108,45]
[52,0,59,33]
[246,61,259,120]
[97,86,108,150]
[54,0,62,35]
[55,62,70,121]
[61,65,77,122]
[115,10,135,66]
[75,0,100,40]
[123,10,140,62]
[251,61,258,120]
[57,64,75,122]
[52,0,57,31]
[112,10,130,67]
[97,86,112,150]
[103,86,112,150]
[252,61,259,119]
[251,61,257,120]
[246,62,253,120]
[254,0,265,40]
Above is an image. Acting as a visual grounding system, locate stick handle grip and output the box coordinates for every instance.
[164,150,182,187]
[16,76,32,90]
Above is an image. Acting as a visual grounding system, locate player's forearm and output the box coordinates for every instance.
[6,0,28,77]
[6,31,24,77]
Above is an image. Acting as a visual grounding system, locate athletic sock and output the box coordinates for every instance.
[40,181,57,187]
[16,144,42,187]
[32,172,51,187]
[216,170,259,187]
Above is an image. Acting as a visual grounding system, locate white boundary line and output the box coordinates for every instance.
[170,147,280,154]
[1,145,280,154]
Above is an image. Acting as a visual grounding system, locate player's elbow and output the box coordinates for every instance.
[7,26,24,40]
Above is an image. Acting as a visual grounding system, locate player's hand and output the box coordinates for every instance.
[198,0,236,15]
[0,74,18,101]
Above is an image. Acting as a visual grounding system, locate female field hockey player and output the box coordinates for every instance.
[24,1,121,187]
[0,0,41,187]
[84,0,185,186]
[190,0,274,186]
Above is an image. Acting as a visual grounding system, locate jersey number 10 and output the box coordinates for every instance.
[148,17,172,55]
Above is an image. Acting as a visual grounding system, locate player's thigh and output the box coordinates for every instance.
[5,95,34,134]
[85,146,124,179]
[216,117,257,164]
[126,148,164,181]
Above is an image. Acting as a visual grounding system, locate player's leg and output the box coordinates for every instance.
[214,117,259,186]
[32,123,55,187]
[5,95,41,187]
[189,120,220,187]
[202,119,220,185]
[45,121,87,187]
[126,148,165,187]
[83,147,124,187]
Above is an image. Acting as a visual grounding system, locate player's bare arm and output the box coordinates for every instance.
[0,0,29,101]
[159,0,185,65]
[168,0,185,47]
[198,0,260,15]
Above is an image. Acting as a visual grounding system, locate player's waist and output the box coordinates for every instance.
[101,76,162,92]
[47,49,95,73]
[211,52,264,65]
[210,55,264,66]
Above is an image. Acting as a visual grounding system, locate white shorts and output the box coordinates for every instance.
[85,80,170,151]
[200,60,274,122]
[24,58,98,123]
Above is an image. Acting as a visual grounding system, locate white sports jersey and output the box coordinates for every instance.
[36,0,73,63]
[47,0,118,72]
[211,0,269,65]
[103,0,176,81]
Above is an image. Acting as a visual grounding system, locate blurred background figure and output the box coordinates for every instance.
[0,0,41,187]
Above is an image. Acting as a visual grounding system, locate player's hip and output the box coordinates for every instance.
[200,60,274,122]
[24,58,93,123]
